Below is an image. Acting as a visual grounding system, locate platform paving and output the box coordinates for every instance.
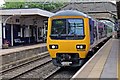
[0,43,46,56]
[100,39,119,78]
[72,39,119,79]
[118,39,120,80]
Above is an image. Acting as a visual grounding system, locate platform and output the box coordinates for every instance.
[72,39,120,79]
[0,43,46,56]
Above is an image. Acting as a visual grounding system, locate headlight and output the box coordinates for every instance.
[52,45,56,49]
[49,45,58,49]
[76,45,86,49]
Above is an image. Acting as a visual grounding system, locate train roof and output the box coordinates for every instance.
[51,10,88,17]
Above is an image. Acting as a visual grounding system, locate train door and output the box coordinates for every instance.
[94,25,98,41]
[104,25,107,37]
[89,19,94,45]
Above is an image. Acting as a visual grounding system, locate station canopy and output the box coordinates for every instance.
[0,8,54,17]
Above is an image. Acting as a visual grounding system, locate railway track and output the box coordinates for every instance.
[1,52,52,79]
[2,38,110,80]
[15,61,79,79]
[17,62,60,79]
[44,38,110,79]
[44,67,80,79]
[1,51,49,74]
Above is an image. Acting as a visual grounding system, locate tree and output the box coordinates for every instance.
[2,2,64,11]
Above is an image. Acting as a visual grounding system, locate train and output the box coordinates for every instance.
[47,10,113,67]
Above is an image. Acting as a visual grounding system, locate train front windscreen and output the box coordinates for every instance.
[50,18,85,40]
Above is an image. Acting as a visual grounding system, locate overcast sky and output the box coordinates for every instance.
[0,0,5,6]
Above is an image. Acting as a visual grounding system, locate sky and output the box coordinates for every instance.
[0,0,5,5]
[0,0,5,7]
[0,0,116,6]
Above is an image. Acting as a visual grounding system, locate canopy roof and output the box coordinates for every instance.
[0,8,54,17]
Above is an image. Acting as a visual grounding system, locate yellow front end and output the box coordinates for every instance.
[47,16,90,66]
